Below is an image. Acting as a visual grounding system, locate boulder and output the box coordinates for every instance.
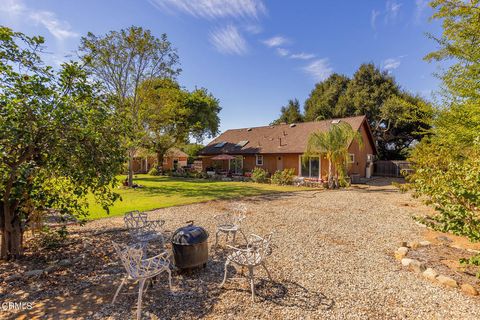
[401,258,414,267]
[408,241,420,249]
[461,283,478,296]
[419,241,431,247]
[422,268,438,281]
[24,269,44,277]
[408,260,426,273]
[58,259,72,267]
[5,274,21,282]
[436,275,458,288]
[395,247,409,260]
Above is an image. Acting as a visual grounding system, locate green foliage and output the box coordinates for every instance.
[138,78,221,166]
[281,64,434,159]
[271,99,303,125]
[148,167,160,176]
[304,74,350,121]
[36,226,68,250]
[305,122,362,189]
[460,254,480,278]
[0,27,125,259]
[407,1,480,252]
[270,168,295,185]
[251,167,268,183]
[181,144,204,163]
[79,26,181,187]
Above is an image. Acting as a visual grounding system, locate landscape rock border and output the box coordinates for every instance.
[394,240,479,296]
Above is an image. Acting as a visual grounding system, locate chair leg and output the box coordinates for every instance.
[137,279,146,320]
[232,231,236,245]
[261,262,273,281]
[214,230,220,250]
[225,232,229,242]
[248,266,255,302]
[112,275,127,304]
[167,268,172,291]
[220,260,230,287]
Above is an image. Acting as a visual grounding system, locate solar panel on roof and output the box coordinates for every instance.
[235,140,249,147]
[214,142,226,148]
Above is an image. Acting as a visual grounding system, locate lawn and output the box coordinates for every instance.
[87,175,306,219]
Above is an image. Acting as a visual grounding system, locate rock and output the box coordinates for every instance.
[44,265,58,274]
[395,247,409,260]
[72,256,82,263]
[436,275,458,288]
[5,274,21,282]
[422,268,438,281]
[437,236,452,243]
[415,221,427,227]
[24,269,44,277]
[419,240,431,247]
[401,258,413,267]
[461,283,478,296]
[409,260,426,273]
[400,241,408,247]
[451,244,463,250]
[408,241,420,249]
[466,248,480,254]
[58,259,72,267]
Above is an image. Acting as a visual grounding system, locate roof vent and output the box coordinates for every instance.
[289,123,296,127]
[331,119,341,124]
[214,142,226,148]
[247,128,252,131]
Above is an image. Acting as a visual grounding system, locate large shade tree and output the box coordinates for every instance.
[138,78,221,166]
[79,26,181,187]
[271,98,303,125]
[0,27,125,259]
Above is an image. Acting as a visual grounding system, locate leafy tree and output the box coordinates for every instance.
[271,98,303,125]
[305,122,363,189]
[407,0,480,242]
[0,27,125,259]
[138,78,220,166]
[304,73,350,121]
[79,26,181,187]
[300,63,433,159]
[181,144,205,163]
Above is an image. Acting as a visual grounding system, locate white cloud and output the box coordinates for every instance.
[244,24,262,34]
[302,59,333,81]
[414,0,429,23]
[276,48,289,57]
[290,52,315,60]
[0,0,77,41]
[371,9,380,30]
[30,11,78,40]
[148,0,266,20]
[262,36,289,47]
[209,25,247,55]
[382,58,401,71]
[385,0,402,23]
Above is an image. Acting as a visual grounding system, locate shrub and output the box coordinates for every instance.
[251,167,268,183]
[148,167,159,176]
[270,168,295,185]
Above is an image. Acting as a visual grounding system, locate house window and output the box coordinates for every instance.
[300,156,320,178]
[256,155,263,166]
[229,156,243,174]
[348,153,355,164]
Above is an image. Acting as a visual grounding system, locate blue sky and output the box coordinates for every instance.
[0,0,442,139]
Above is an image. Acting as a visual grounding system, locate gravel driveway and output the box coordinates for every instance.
[6,182,478,319]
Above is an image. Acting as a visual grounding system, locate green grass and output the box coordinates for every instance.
[87,175,306,220]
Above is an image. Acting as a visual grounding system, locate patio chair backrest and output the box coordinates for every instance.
[112,241,144,279]
[124,211,148,230]
[247,232,273,261]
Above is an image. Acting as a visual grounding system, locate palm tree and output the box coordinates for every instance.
[305,122,363,188]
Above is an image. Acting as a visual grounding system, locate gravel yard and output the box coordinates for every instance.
[2,182,479,319]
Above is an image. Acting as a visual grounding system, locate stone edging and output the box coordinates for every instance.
[394,241,479,297]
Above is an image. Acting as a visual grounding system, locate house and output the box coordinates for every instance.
[198,115,377,179]
[132,147,188,173]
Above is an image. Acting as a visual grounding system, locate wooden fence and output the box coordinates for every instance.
[373,160,413,177]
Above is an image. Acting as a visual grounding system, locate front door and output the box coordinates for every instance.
[276,156,283,171]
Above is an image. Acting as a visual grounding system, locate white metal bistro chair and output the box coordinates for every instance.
[124,211,166,250]
[112,241,172,320]
[220,232,273,301]
[213,203,247,249]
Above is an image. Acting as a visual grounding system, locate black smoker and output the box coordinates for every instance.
[171,221,209,269]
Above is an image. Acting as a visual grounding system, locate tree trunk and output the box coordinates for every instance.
[127,148,134,188]
[156,151,164,170]
[327,159,334,189]
[1,203,23,260]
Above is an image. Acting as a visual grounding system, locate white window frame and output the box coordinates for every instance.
[348,153,355,164]
[256,155,264,166]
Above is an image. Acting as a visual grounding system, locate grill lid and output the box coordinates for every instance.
[172,221,209,245]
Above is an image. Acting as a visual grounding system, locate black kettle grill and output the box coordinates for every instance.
[171,221,209,269]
